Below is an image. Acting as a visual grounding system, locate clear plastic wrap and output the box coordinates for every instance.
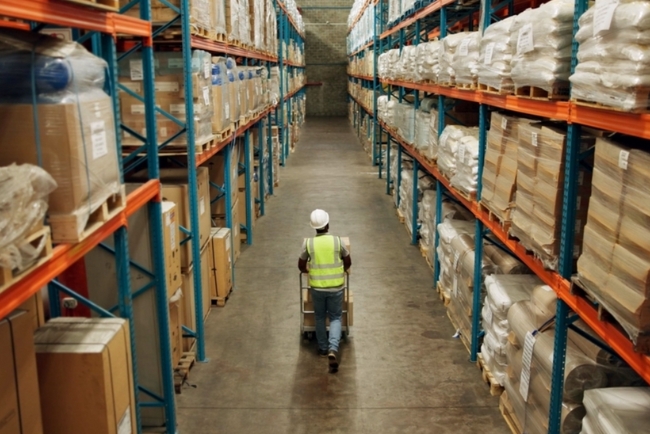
[438,33,470,85]
[451,32,481,86]
[211,57,231,132]
[438,125,480,181]
[510,123,593,270]
[0,164,56,270]
[227,0,241,43]
[578,136,650,344]
[450,134,479,195]
[580,388,650,434]
[238,0,252,47]
[509,0,574,93]
[478,16,516,92]
[190,0,213,36]
[0,30,122,239]
[570,1,650,111]
[214,0,227,36]
[395,102,416,144]
[415,41,441,83]
[395,46,418,82]
[480,112,533,223]
[414,109,431,153]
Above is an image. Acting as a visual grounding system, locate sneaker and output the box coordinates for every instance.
[328,350,339,371]
[318,348,328,357]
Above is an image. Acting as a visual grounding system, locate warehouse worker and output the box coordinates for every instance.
[298,209,351,372]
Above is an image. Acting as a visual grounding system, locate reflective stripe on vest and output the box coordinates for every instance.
[306,235,345,288]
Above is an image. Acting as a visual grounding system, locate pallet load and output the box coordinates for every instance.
[478,16,516,93]
[0,31,125,244]
[580,388,650,433]
[509,0,574,98]
[438,125,480,186]
[509,123,594,270]
[570,2,650,112]
[451,32,480,88]
[208,228,233,306]
[504,295,642,434]
[211,57,234,138]
[415,40,441,83]
[577,136,650,351]
[438,32,469,86]
[397,169,434,238]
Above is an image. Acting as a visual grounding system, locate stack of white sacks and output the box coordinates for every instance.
[478,15,517,92]
[438,125,480,183]
[398,169,435,237]
[413,98,436,156]
[450,132,480,196]
[415,41,442,82]
[439,33,468,85]
[570,1,650,111]
[580,388,650,434]
[395,102,416,144]
[419,195,472,268]
[509,0,575,94]
[452,32,481,86]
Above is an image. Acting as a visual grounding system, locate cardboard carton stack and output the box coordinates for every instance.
[208,228,234,306]
[509,123,594,270]
[578,137,650,348]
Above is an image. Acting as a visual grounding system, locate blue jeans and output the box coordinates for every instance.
[310,288,344,352]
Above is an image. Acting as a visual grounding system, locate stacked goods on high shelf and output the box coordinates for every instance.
[281,0,305,34]
[387,0,417,26]
[284,39,305,65]
[0,30,125,245]
[478,16,516,93]
[271,126,281,186]
[503,293,643,434]
[378,42,442,82]
[122,0,279,55]
[348,49,374,77]
[480,112,534,225]
[439,32,480,87]
[347,0,375,53]
[285,67,306,95]
[577,136,650,351]
[438,125,480,196]
[570,2,650,111]
[289,94,306,152]
[580,388,650,433]
[397,168,435,238]
[0,165,55,292]
[509,123,594,270]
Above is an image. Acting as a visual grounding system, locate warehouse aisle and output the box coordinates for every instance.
[176,117,508,433]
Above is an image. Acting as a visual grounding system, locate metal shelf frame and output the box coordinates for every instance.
[348,1,650,433]
[0,1,179,433]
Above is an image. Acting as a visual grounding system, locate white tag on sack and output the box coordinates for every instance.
[531,132,538,147]
[458,38,470,56]
[203,86,211,105]
[593,0,618,36]
[618,150,629,170]
[484,42,495,65]
[204,60,211,79]
[519,331,536,402]
[90,121,108,159]
[517,23,534,55]
[129,60,143,81]
[501,116,508,130]
[457,144,466,163]
[200,197,206,215]
[225,102,230,119]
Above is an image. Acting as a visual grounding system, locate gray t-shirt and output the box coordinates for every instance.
[300,234,350,291]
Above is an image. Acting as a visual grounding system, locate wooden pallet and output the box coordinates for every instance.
[59,0,118,11]
[396,207,405,224]
[456,82,477,91]
[214,33,227,43]
[478,82,513,95]
[419,244,434,271]
[514,85,569,101]
[476,353,504,397]
[479,201,512,233]
[173,352,197,393]
[436,282,450,306]
[213,125,234,142]
[446,308,471,354]
[572,96,650,114]
[456,187,477,203]
[49,187,126,244]
[0,226,53,294]
[499,391,523,434]
[439,82,455,88]
[152,134,218,157]
[211,286,233,307]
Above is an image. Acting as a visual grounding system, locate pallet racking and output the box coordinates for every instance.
[347,1,650,433]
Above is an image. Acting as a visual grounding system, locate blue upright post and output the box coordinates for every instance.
[114,227,142,433]
[181,0,206,362]
[372,2,380,168]
[411,160,419,245]
[48,283,62,318]
[267,115,274,195]
[225,143,236,288]
[433,180,443,287]
[134,0,178,426]
[396,144,403,206]
[470,219,483,363]
[244,129,253,245]
[386,136,392,194]
[378,127,384,179]
[549,299,570,434]
[258,120,266,217]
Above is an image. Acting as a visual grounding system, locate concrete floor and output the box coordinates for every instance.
[176,117,508,433]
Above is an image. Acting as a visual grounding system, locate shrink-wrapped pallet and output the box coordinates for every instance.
[480,112,533,223]
[395,102,416,144]
[415,41,442,83]
[226,0,241,43]
[578,136,650,346]
[450,134,479,196]
[214,0,227,36]
[509,0,574,95]
[452,32,481,86]
[570,1,650,111]
[438,33,470,85]
[426,108,440,161]
[0,31,123,241]
[510,123,593,270]
[438,125,480,182]
[478,15,516,92]
[395,46,417,82]
[398,170,434,237]
[413,109,431,154]
[580,388,650,434]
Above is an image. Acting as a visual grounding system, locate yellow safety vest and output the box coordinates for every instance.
[307,235,345,288]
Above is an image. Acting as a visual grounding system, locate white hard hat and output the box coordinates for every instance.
[310,209,329,229]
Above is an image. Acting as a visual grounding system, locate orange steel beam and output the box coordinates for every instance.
[380,0,456,40]
[276,0,304,38]
[348,93,373,116]
[191,36,279,63]
[0,20,30,31]
[349,73,373,81]
[0,0,150,36]
[570,103,650,140]
[349,40,374,57]
[377,118,650,384]
[0,182,159,320]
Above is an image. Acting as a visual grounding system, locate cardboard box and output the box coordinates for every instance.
[212,84,230,133]
[0,310,44,434]
[130,168,211,269]
[208,228,233,301]
[169,289,183,368]
[303,290,354,327]
[17,291,45,332]
[162,201,182,298]
[34,318,136,434]
[0,94,121,217]
[181,244,212,352]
